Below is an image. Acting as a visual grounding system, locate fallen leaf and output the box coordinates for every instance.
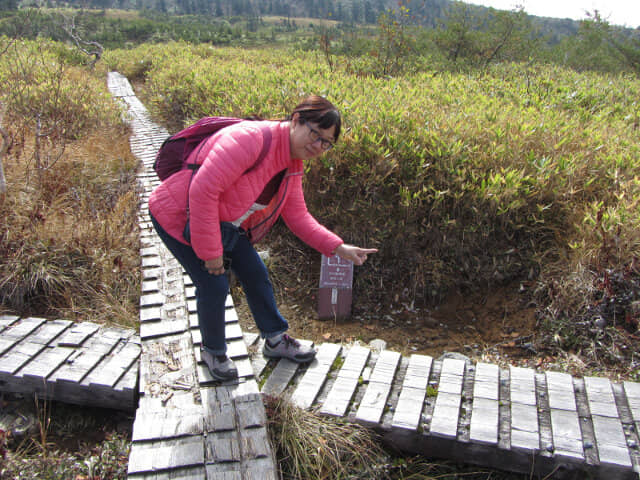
[511,332,520,338]
[323,332,332,340]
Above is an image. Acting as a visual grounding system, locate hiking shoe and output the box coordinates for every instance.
[263,334,316,363]
[201,349,238,381]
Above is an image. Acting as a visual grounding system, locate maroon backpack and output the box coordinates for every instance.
[153,116,272,181]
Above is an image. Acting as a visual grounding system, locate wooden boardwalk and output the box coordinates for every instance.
[253,341,640,479]
[108,70,640,479]
[108,71,278,480]
[0,315,139,411]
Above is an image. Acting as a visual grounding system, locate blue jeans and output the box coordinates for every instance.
[150,213,289,355]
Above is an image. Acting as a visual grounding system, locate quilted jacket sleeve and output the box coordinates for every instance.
[280,173,344,257]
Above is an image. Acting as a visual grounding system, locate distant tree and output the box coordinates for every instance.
[561,10,624,72]
[434,0,478,63]
[63,14,103,68]
[612,34,640,74]
[435,2,538,68]
[0,0,18,10]
[480,7,538,67]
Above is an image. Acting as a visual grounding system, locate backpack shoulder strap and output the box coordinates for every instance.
[245,123,273,173]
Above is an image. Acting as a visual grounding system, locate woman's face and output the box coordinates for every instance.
[289,114,336,161]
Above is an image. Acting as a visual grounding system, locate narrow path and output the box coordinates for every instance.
[108,71,279,480]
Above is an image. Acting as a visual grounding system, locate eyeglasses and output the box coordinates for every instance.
[305,123,334,151]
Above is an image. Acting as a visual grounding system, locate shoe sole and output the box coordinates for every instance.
[263,349,316,363]
[209,370,238,381]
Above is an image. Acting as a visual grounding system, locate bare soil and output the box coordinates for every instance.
[233,281,540,367]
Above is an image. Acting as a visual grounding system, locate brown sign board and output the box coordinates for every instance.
[318,254,353,320]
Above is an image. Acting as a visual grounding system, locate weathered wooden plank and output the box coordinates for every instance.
[585,376,618,418]
[591,415,632,468]
[140,292,164,308]
[438,358,466,395]
[546,371,577,411]
[473,362,500,400]
[140,335,196,397]
[127,436,205,475]
[239,426,272,460]
[140,319,188,340]
[430,391,461,438]
[202,387,236,432]
[140,307,162,323]
[0,317,47,355]
[391,354,432,431]
[510,366,537,406]
[320,346,370,417]
[261,359,299,396]
[0,315,19,333]
[291,342,342,409]
[510,402,540,452]
[429,358,467,438]
[20,346,75,383]
[242,457,279,480]
[128,466,207,480]
[549,409,584,460]
[356,350,401,425]
[623,381,640,424]
[50,329,125,385]
[132,409,204,442]
[204,465,242,480]
[235,393,267,429]
[56,322,100,347]
[469,396,499,445]
[85,341,140,389]
[142,279,160,293]
[205,430,241,463]
[0,340,50,376]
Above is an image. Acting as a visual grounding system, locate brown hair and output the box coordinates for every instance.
[289,95,341,141]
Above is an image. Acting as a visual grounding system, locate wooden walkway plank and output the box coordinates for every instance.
[0,319,73,377]
[51,327,130,387]
[430,358,466,438]
[56,322,100,347]
[128,435,205,475]
[84,340,141,390]
[623,381,640,426]
[261,359,299,396]
[0,317,47,355]
[290,342,342,409]
[0,315,19,333]
[356,350,401,425]
[391,354,432,431]
[509,366,540,452]
[470,362,500,445]
[320,345,370,417]
[545,371,584,460]
[585,376,633,468]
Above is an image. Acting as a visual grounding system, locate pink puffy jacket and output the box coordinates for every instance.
[149,120,343,261]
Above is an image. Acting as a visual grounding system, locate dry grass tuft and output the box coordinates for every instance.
[264,395,391,480]
[0,126,140,327]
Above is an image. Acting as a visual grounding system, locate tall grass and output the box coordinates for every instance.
[0,39,140,327]
[106,43,640,374]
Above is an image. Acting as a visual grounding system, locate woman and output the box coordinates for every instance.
[149,95,377,381]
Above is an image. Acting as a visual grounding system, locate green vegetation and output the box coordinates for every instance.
[1,2,640,477]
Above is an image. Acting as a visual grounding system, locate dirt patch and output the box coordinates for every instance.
[232,281,538,366]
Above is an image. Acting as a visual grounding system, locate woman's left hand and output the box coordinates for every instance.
[334,244,378,266]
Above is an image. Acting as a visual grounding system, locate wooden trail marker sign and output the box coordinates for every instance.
[317,254,353,320]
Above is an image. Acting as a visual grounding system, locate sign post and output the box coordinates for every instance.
[317,254,353,320]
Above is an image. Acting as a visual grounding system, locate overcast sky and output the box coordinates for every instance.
[461,0,640,28]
